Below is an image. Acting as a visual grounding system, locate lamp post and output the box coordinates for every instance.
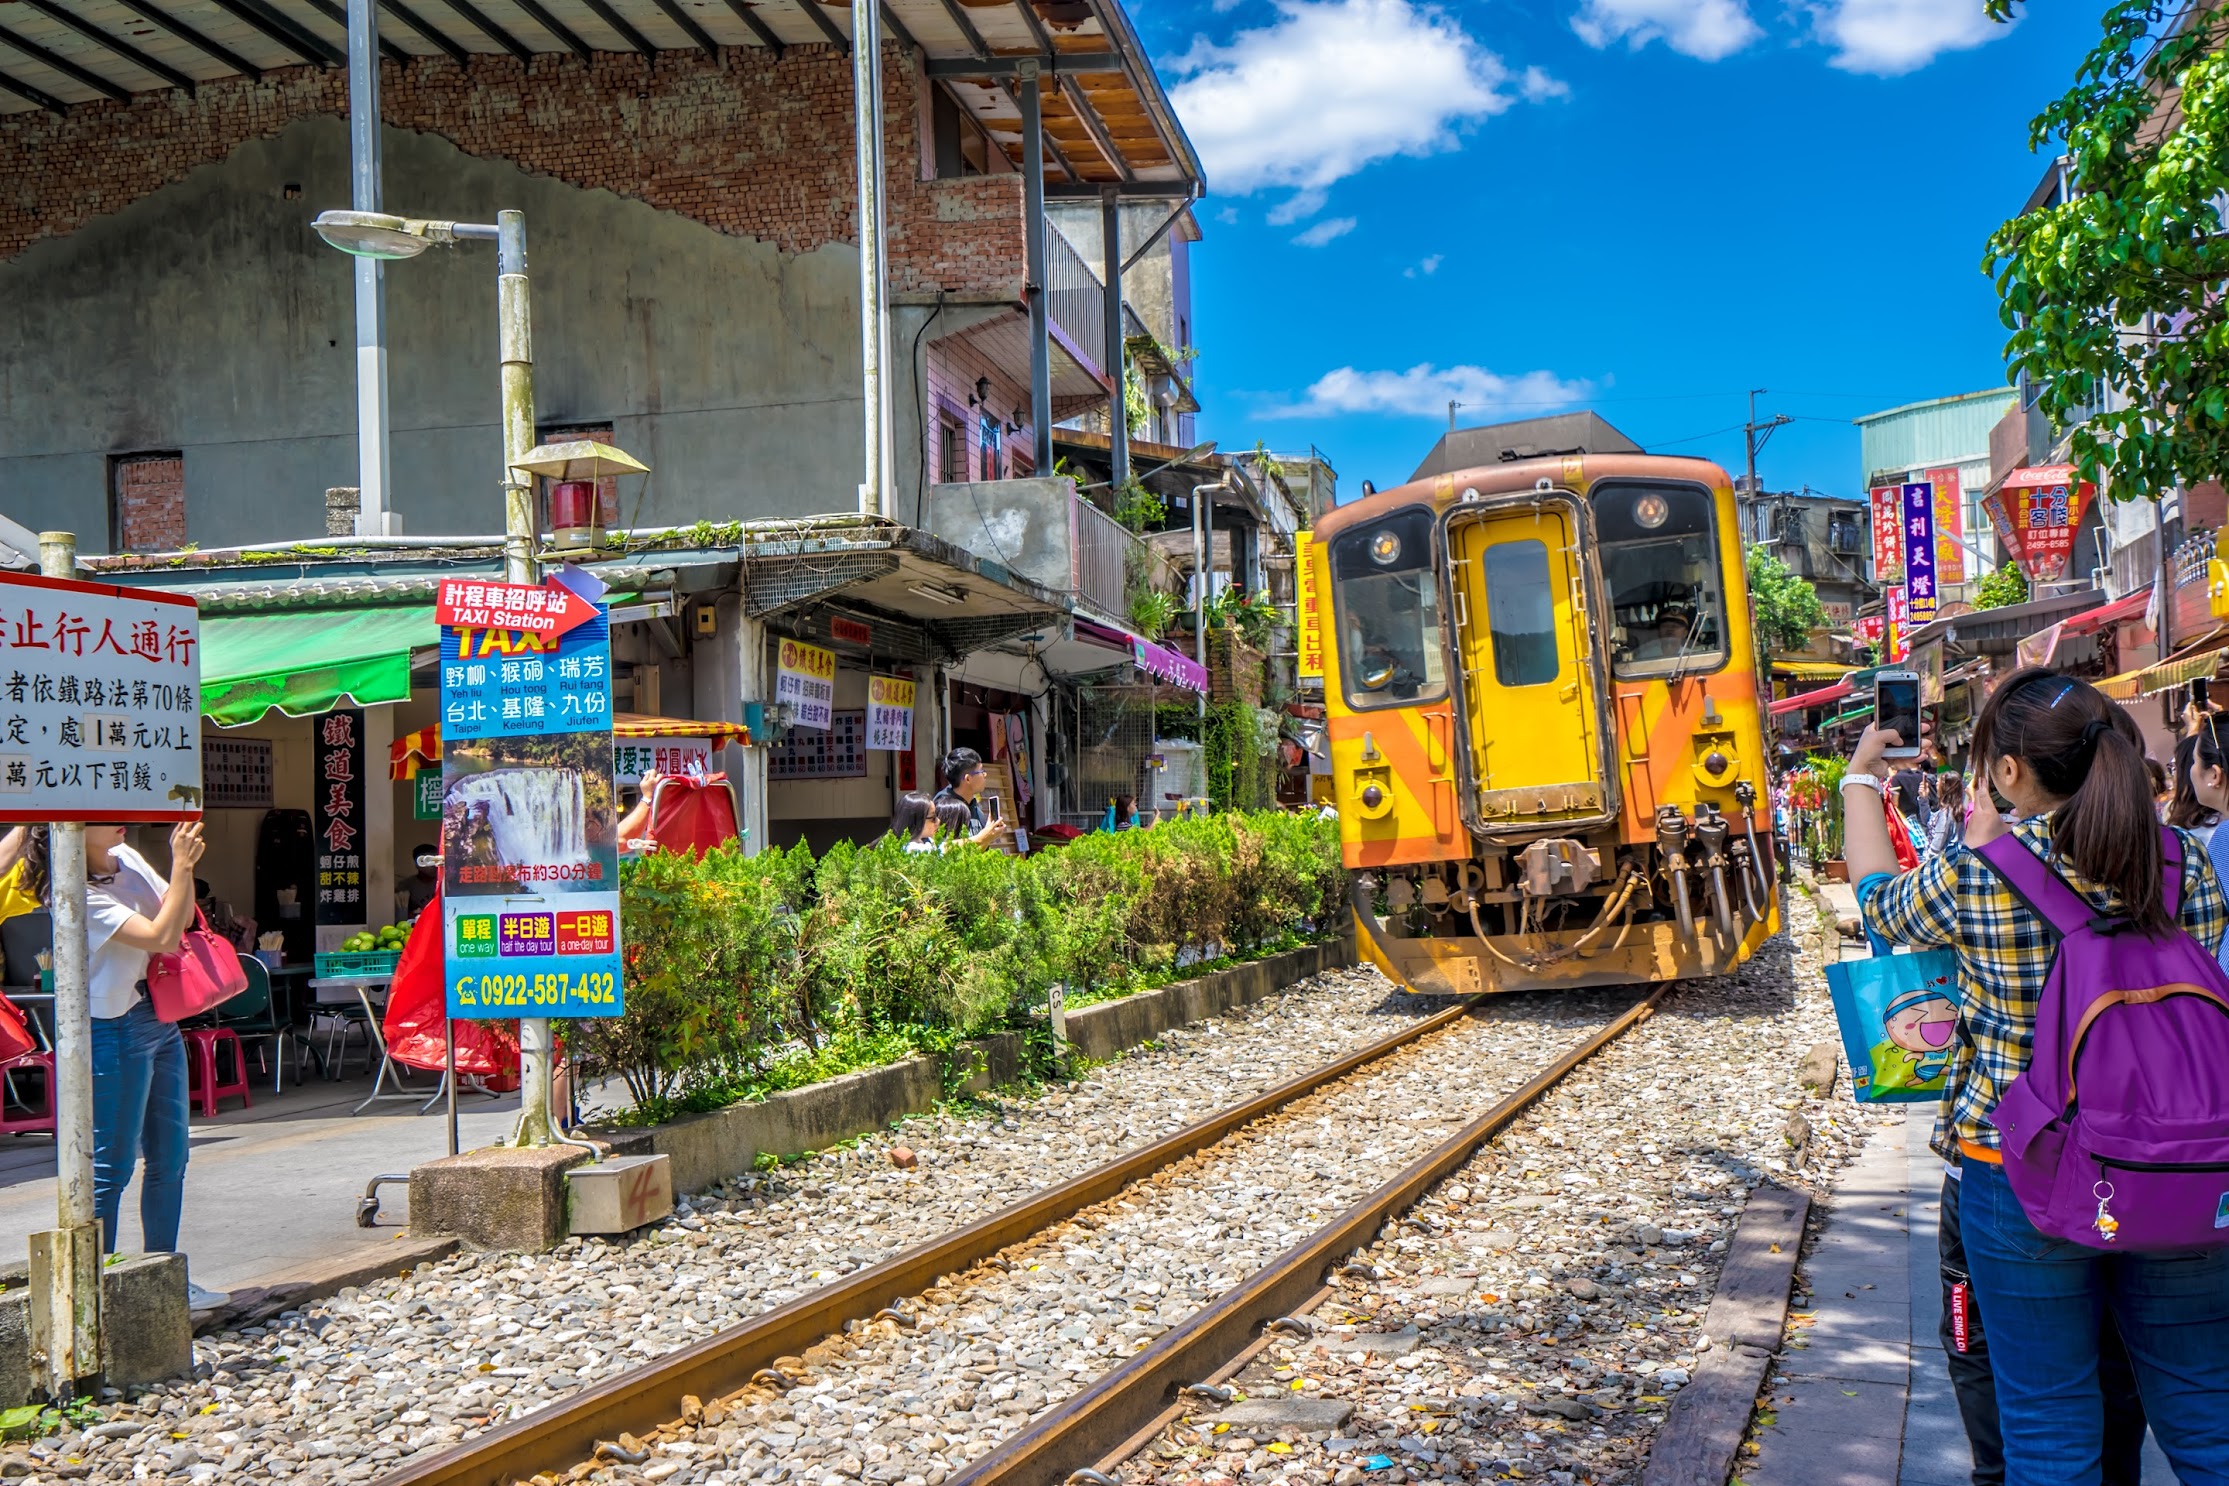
[313,207,558,1148]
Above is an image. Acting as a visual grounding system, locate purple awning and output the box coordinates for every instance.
[1073,617,1207,694]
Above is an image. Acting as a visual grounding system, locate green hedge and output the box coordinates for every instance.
[574,810,1343,1123]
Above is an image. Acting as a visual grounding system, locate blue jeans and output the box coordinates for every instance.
[89,999,189,1254]
[1962,1160,2229,1485]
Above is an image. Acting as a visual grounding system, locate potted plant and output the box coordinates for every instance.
[1796,754,1849,880]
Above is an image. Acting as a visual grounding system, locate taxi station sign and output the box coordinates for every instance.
[437,576,623,1019]
[0,571,201,823]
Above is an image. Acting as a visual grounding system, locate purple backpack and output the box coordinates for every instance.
[1978,828,2229,1250]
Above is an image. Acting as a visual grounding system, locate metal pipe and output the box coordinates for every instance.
[346,0,393,537]
[1665,859,1694,941]
[1191,479,1220,722]
[36,531,98,1395]
[1708,862,1736,939]
[1102,189,1129,491]
[854,1,889,517]
[1019,62,1053,476]
[494,210,554,1152]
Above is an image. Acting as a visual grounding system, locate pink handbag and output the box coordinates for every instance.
[145,910,250,1022]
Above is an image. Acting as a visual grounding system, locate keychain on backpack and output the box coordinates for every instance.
[2093,1180,2120,1243]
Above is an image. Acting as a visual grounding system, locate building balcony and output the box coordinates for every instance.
[920,476,1179,627]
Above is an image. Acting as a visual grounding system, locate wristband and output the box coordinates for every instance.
[1841,772,1885,794]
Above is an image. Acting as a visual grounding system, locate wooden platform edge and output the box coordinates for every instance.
[1637,1182,1814,1486]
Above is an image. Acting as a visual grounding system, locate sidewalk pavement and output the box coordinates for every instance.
[0,1058,533,1294]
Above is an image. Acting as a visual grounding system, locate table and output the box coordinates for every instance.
[308,975,429,1114]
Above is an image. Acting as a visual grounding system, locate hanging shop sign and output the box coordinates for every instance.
[313,708,367,932]
[0,572,201,824]
[1980,466,2095,584]
[434,577,597,639]
[1885,586,1910,664]
[1869,486,1903,585]
[866,675,915,752]
[613,737,713,785]
[439,579,622,1020]
[1926,467,1966,585]
[1295,531,1325,679]
[413,769,443,821]
[1851,614,1885,647]
[775,638,836,731]
[1902,482,1939,626]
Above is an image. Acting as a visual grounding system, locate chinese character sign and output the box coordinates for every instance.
[440,585,622,1020]
[612,738,713,786]
[313,708,366,932]
[1869,487,1904,585]
[776,639,836,731]
[0,572,202,824]
[1981,467,2095,584]
[866,675,915,753]
[1295,532,1325,679]
[1926,467,1966,584]
[1902,482,1939,625]
[1885,586,1910,664]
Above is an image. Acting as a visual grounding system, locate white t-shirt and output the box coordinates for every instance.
[85,844,167,1019]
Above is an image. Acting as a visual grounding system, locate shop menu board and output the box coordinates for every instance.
[437,577,623,1020]
[769,709,866,779]
[0,571,201,823]
[313,708,367,932]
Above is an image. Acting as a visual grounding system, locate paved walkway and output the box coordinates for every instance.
[1743,874,2172,1484]
[0,1052,537,1294]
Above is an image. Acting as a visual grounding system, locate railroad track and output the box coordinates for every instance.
[380,985,1668,1486]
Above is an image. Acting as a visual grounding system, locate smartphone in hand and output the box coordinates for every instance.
[1874,671,1921,759]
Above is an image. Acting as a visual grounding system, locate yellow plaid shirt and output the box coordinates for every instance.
[1862,815,2229,1161]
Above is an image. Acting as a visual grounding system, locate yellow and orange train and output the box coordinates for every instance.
[1309,432,1782,995]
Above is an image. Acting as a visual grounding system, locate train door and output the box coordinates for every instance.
[1444,496,1616,833]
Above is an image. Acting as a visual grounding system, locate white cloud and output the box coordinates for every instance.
[1571,0,1760,61]
[1215,205,1242,225]
[1266,363,1595,419]
[1266,189,1328,226]
[1170,0,1524,210]
[1811,0,2008,74]
[1403,253,1443,278]
[1293,216,1358,247]
[1519,66,1570,101]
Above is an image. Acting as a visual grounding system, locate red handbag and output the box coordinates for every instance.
[0,995,35,1063]
[146,909,250,1022]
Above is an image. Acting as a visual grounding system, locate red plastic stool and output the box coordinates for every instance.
[0,1051,53,1136]
[183,1028,251,1117]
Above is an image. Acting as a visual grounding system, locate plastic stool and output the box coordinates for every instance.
[183,1028,252,1117]
[0,1052,53,1136]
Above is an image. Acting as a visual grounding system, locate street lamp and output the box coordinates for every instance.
[312,205,561,1149]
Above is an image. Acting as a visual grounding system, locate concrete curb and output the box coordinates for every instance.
[595,934,1357,1199]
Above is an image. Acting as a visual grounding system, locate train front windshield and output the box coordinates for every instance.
[1593,482,1728,679]
[1333,507,1447,708]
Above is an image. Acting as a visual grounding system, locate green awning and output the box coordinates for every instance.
[201,604,432,726]
[1823,705,1873,728]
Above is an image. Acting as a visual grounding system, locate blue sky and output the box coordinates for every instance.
[1132,0,2101,502]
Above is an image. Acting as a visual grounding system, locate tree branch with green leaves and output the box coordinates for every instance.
[1747,544,1828,660]
[1983,1,2229,501]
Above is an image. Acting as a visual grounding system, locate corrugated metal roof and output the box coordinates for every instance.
[1855,389,2018,480]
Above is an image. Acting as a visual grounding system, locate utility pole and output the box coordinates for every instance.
[1448,400,1462,436]
[346,0,392,536]
[1743,388,1792,542]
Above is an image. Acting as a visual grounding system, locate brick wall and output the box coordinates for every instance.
[111,454,186,551]
[0,45,1025,298]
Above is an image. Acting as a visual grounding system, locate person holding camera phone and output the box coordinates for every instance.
[933,748,1013,849]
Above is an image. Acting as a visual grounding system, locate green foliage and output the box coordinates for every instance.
[1746,545,1828,658]
[1209,585,1280,648]
[1974,564,2029,610]
[596,811,1342,1124]
[1204,701,1278,811]
[1153,701,1202,742]
[1110,480,1164,534]
[1129,586,1180,641]
[1984,3,2229,500]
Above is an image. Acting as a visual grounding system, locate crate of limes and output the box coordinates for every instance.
[314,919,414,979]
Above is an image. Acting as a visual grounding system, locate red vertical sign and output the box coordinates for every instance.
[1926,467,1966,584]
[1870,486,1904,585]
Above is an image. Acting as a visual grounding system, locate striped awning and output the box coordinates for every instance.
[1769,679,1855,716]
[1772,661,1858,681]
[2095,638,2228,702]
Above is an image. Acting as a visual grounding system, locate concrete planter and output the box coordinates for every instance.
[596,934,1355,1203]
[0,1253,190,1406]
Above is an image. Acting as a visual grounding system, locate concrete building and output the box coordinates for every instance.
[1854,388,2017,601]
[1742,487,1876,632]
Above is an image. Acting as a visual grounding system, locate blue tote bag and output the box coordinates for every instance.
[1825,946,1963,1103]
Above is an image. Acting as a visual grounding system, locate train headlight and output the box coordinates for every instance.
[1705,750,1729,776]
[1361,784,1385,809]
[1633,493,1671,529]
[1367,529,1403,566]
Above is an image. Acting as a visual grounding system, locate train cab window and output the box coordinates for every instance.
[1483,539,1559,688]
[1592,481,1729,679]
[1332,507,1446,709]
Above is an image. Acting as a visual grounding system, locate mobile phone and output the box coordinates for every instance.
[1874,671,1921,758]
[2196,677,2211,709]
[988,793,1003,822]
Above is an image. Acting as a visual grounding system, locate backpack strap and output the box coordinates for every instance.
[1975,833,2094,939]
[2161,825,2185,918]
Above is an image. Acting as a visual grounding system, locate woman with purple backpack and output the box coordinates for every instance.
[1847,668,2229,1485]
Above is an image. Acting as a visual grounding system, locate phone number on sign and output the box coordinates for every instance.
[451,971,618,1010]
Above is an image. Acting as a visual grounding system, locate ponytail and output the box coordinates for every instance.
[19,828,49,909]
[1973,666,2172,936]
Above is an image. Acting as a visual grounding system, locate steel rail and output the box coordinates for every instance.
[946,983,1671,1486]
[377,992,1490,1486]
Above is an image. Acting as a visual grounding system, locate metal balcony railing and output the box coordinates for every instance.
[1074,493,1178,621]
[1044,227,1108,378]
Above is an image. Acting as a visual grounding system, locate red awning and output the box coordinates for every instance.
[1769,679,1855,716]
[2059,587,2151,638]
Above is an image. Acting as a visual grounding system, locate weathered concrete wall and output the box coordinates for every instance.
[920,476,1078,595]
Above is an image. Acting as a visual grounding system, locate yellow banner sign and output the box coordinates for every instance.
[867,675,915,752]
[1296,531,1325,679]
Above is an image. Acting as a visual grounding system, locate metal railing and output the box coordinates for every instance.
[1072,492,1179,622]
[1044,227,1108,376]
